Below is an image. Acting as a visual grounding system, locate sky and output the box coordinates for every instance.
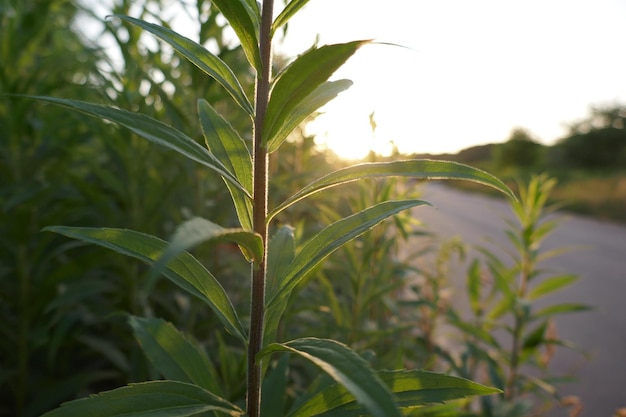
[79,0,626,159]
[272,0,626,159]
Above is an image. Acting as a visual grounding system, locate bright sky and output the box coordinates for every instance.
[274,0,626,159]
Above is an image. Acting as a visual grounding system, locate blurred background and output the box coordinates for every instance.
[1,1,624,416]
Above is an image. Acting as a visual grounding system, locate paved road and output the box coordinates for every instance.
[409,183,626,417]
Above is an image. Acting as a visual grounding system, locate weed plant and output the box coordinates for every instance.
[26,1,522,416]
[436,175,588,416]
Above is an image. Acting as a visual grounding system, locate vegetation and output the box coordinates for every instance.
[415,105,626,223]
[0,1,594,416]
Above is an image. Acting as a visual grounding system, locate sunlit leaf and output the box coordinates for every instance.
[40,380,243,417]
[260,338,402,417]
[43,226,246,342]
[288,370,501,417]
[527,275,578,301]
[211,0,261,70]
[128,316,223,396]
[198,99,253,229]
[266,79,353,153]
[199,99,252,191]
[30,96,248,197]
[266,200,429,309]
[269,159,516,223]
[263,41,367,149]
[225,182,254,231]
[114,15,253,115]
[272,0,311,36]
[151,217,263,274]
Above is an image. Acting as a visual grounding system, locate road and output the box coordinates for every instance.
[408,183,626,417]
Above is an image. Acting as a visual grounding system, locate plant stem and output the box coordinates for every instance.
[505,241,532,400]
[247,1,273,416]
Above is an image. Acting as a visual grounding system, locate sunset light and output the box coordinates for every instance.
[275,0,626,157]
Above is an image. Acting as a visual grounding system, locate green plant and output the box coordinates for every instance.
[33,1,518,416]
[2,2,263,415]
[438,175,588,416]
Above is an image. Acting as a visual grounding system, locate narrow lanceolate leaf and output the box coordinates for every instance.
[261,354,291,416]
[263,41,368,149]
[114,15,253,115]
[128,316,223,396]
[266,200,429,309]
[522,321,548,351]
[211,0,261,71]
[467,259,483,316]
[533,303,591,319]
[272,0,312,36]
[527,274,578,301]
[198,99,253,230]
[40,380,243,417]
[31,96,248,196]
[288,370,501,417]
[260,338,402,417]
[266,79,353,153]
[269,160,516,223]
[198,99,252,193]
[225,182,254,231]
[44,226,246,342]
[263,226,296,347]
[151,217,263,277]
[266,226,296,297]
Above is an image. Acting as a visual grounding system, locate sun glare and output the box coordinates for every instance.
[306,108,397,161]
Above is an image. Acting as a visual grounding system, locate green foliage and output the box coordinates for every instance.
[555,105,626,169]
[22,1,519,416]
[437,174,588,415]
[493,128,546,170]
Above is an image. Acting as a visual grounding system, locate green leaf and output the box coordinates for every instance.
[31,96,249,197]
[272,0,311,36]
[261,354,291,416]
[263,226,296,347]
[522,321,548,351]
[44,226,246,342]
[260,338,402,417]
[448,318,501,349]
[266,79,353,153]
[527,274,578,301]
[266,225,296,298]
[128,316,223,396]
[152,217,263,274]
[198,99,253,230]
[40,380,243,417]
[534,303,591,318]
[467,259,482,316]
[288,370,501,417]
[211,0,261,70]
[266,200,429,310]
[199,99,252,192]
[263,41,367,149]
[268,160,516,223]
[114,15,253,115]
[225,182,254,231]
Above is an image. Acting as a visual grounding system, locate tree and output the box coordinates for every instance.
[493,127,545,169]
[556,104,626,169]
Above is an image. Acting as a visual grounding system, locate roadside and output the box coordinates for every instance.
[447,169,626,224]
[411,183,626,417]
